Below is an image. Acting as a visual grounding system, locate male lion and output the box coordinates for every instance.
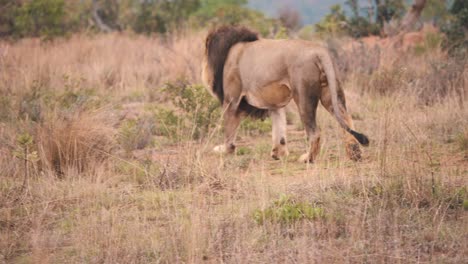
[202,26,369,163]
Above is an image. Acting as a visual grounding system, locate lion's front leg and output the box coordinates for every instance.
[214,105,241,154]
[270,108,289,160]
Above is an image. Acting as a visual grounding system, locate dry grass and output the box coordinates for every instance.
[0,32,203,100]
[36,108,116,175]
[0,32,467,263]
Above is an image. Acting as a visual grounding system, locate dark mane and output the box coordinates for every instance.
[205,26,268,119]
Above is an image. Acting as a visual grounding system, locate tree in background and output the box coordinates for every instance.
[0,1,19,37]
[2,0,465,45]
[375,0,405,28]
[314,4,348,37]
[392,0,427,34]
[189,0,276,35]
[0,0,276,38]
[133,0,200,34]
[345,0,380,37]
[13,0,67,38]
[442,0,468,55]
[91,0,122,32]
[278,6,302,32]
[422,0,450,25]
[316,0,433,38]
[315,0,403,38]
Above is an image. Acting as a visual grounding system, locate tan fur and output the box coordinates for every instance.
[203,30,369,162]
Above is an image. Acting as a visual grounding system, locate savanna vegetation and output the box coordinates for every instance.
[0,0,467,263]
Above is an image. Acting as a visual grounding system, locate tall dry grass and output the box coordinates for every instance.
[0,31,467,263]
[0,32,204,99]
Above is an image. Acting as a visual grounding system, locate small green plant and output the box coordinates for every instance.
[240,118,272,136]
[57,89,100,110]
[414,32,444,56]
[152,107,183,140]
[274,26,288,39]
[253,194,324,225]
[455,130,468,156]
[161,80,220,140]
[19,85,44,122]
[118,118,154,154]
[448,187,468,210]
[235,146,251,156]
[13,133,39,192]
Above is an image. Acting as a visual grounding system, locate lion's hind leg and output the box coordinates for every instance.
[295,95,321,163]
[270,108,289,160]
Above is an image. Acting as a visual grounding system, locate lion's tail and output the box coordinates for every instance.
[317,51,369,146]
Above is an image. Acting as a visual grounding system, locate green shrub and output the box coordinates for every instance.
[19,86,44,122]
[118,118,154,153]
[20,83,101,122]
[346,16,380,38]
[118,118,154,154]
[253,194,325,225]
[190,0,277,36]
[13,133,39,164]
[413,32,444,56]
[162,80,220,140]
[133,0,200,34]
[441,0,468,56]
[56,85,101,111]
[14,0,67,38]
[240,117,272,136]
[314,5,347,37]
[152,107,183,139]
[0,1,19,36]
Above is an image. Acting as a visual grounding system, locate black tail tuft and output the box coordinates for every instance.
[350,130,370,146]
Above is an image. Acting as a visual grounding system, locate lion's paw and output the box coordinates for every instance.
[213,145,227,153]
[271,146,289,160]
[298,153,313,163]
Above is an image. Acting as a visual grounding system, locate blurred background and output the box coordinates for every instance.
[0,0,466,46]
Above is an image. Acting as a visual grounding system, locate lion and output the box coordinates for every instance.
[201,26,369,163]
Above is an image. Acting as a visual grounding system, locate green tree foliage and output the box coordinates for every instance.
[315,0,415,38]
[442,0,468,55]
[375,0,405,27]
[194,0,247,20]
[315,3,380,38]
[134,0,200,34]
[94,0,122,31]
[0,1,19,36]
[0,0,276,38]
[422,0,451,24]
[450,0,468,27]
[345,0,380,38]
[314,5,347,37]
[191,0,275,36]
[347,16,381,38]
[13,0,67,37]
